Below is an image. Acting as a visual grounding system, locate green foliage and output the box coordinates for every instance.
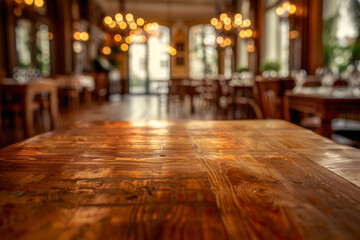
[236,67,249,73]
[261,61,281,72]
[323,0,360,73]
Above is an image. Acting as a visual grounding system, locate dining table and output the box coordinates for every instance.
[0,120,359,239]
[284,87,360,138]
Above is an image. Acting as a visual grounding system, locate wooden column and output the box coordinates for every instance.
[52,0,73,74]
[296,0,324,74]
[218,48,225,76]
[0,0,6,76]
[251,0,264,75]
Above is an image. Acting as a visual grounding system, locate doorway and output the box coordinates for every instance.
[128,25,171,94]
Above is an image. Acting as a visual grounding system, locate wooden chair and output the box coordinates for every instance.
[255,76,295,119]
[56,75,80,110]
[94,73,109,102]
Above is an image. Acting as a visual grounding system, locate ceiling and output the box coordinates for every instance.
[94,0,233,21]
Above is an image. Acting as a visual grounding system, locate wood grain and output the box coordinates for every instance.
[0,120,359,240]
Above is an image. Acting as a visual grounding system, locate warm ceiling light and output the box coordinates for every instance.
[115,13,123,22]
[119,21,127,29]
[224,17,231,25]
[121,43,129,51]
[224,38,231,46]
[125,13,134,22]
[220,13,227,21]
[153,22,159,30]
[125,36,131,44]
[109,21,116,28]
[102,46,111,55]
[129,22,137,30]
[15,0,23,4]
[136,18,144,26]
[289,4,296,14]
[73,32,81,40]
[215,22,222,30]
[13,7,22,16]
[34,0,44,7]
[216,36,224,44]
[114,34,122,42]
[24,0,34,5]
[224,24,231,31]
[243,19,251,27]
[234,19,242,26]
[104,16,112,25]
[276,6,284,16]
[211,18,218,26]
[245,29,252,37]
[49,32,53,40]
[234,13,242,20]
[81,32,89,41]
[239,30,246,38]
[282,1,291,10]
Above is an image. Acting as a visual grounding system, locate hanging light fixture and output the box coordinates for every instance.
[210,11,253,48]
[276,1,296,18]
[101,0,162,52]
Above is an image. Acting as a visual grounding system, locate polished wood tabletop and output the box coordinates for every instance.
[0,120,360,240]
[284,88,360,137]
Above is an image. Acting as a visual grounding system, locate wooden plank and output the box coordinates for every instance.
[0,120,359,239]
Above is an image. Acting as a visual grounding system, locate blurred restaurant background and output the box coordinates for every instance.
[0,0,359,148]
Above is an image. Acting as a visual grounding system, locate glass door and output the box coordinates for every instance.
[128,25,171,94]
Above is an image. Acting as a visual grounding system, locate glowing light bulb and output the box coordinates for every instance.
[220,13,227,21]
[115,13,123,22]
[215,22,222,30]
[234,13,242,20]
[136,18,144,26]
[104,16,112,25]
[211,18,218,26]
[125,13,133,22]
[102,46,111,55]
[114,34,122,42]
[289,4,296,14]
[119,22,127,29]
[24,0,34,6]
[282,1,291,11]
[34,0,44,8]
[243,19,251,27]
[276,6,284,16]
[121,43,129,51]
[245,29,252,37]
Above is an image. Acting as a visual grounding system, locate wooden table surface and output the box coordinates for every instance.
[0,120,360,240]
[284,88,360,138]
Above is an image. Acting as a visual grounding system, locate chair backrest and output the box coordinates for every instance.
[255,76,294,119]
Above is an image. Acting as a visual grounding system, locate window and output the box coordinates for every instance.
[36,24,51,76]
[129,25,171,94]
[263,2,289,76]
[323,0,360,74]
[189,24,218,79]
[15,19,32,68]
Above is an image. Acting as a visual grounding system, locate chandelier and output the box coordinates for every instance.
[102,13,176,56]
[103,13,159,49]
[276,1,296,18]
[210,12,253,48]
